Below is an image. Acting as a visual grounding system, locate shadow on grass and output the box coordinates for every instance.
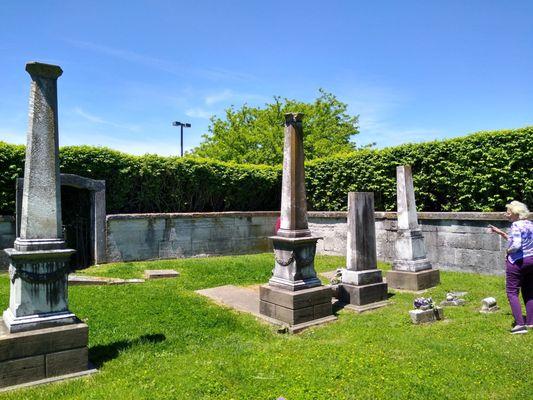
[89,333,166,368]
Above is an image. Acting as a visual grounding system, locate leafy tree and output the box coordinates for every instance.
[191,89,359,165]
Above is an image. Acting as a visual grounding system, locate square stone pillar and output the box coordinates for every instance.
[387,165,439,291]
[1,62,90,389]
[259,113,335,329]
[338,192,388,310]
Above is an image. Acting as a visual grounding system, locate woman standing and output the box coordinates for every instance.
[489,201,533,334]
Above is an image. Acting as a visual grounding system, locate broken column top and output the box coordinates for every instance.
[15,61,64,251]
[277,112,311,238]
[396,165,419,231]
[25,61,63,79]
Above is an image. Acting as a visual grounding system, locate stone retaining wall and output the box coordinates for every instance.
[310,211,512,275]
[1,211,526,275]
[105,212,279,263]
[0,216,15,270]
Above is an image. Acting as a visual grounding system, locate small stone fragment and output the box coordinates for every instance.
[480,297,499,313]
[409,307,444,324]
[144,269,180,279]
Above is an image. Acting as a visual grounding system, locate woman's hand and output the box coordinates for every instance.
[488,224,508,240]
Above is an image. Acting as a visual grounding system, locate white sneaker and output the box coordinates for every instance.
[511,325,528,334]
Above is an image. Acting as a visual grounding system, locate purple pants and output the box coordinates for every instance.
[506,256,533,325]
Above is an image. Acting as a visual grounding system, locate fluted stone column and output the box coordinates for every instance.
[387,165,439,291]
[338,192,388,308]
[3,62,76,333]
[260,113,335,329]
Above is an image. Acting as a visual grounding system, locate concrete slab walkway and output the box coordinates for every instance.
[195,285,337,333]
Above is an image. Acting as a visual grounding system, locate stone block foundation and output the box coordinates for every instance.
[259,285,334,326]
[0,320,90,389]
[386,269,440,291]
[338,282,388,306]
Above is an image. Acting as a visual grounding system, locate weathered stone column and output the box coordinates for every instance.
[260,113,335,330]
[3,62,76,333]
[277,113,311,239]
[0,62,91,390]
[387,165,440,291]
[338,192,388,309]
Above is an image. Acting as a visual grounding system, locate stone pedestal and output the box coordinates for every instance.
[386,269,440,291]
[3,248,76,333]
[338,193,388,309]
[389,166,439,291]
[268,236,322,291]
[260,235,335,326]
[0,320,90,389]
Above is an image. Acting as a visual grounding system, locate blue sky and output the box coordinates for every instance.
[1,1,532,156]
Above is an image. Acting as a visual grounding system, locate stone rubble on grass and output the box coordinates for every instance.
[144,269,180,279]
[440,292,467,306]
[480,297,499,313]
[409,307,444,324]
[69,275,145,286]
[410,296,444,324]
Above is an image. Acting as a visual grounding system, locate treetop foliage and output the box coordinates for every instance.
[191,89,359,165]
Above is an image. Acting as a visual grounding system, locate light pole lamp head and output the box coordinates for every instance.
[172,121,192,128]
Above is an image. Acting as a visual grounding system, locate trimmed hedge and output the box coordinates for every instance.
[307,127,533,211]
[0,127,531,215]
[0,144,282,215]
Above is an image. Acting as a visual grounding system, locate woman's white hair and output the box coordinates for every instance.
[506,200,530,220]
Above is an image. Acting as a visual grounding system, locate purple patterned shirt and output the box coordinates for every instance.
[507,219,533,264]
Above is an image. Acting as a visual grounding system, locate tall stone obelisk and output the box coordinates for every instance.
[338,192,388,310]
[0,62,91,390]
[386,165,440,291]
[259,113,335,330]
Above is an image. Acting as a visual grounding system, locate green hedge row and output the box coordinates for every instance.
[0,145,282,215]
[307,127,533,211]
[1,127,531,215]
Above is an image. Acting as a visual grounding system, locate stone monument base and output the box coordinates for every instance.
[386,269,440,291]
[259,284,334,326]
[338,281,388,306]
[0,319,91,389]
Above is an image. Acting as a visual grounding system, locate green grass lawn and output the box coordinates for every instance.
[1,254,531,399]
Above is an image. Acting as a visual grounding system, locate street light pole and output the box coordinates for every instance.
[172,121,191,157]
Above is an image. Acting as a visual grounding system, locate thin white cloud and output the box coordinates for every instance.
[339,83,441,147]
[73,107,141,132]
[185,108,214,119]
[205,89,234,105]
[204,89,268,106]
[65,39,255,82]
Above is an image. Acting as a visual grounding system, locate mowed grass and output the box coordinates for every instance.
[0,254,531,400]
